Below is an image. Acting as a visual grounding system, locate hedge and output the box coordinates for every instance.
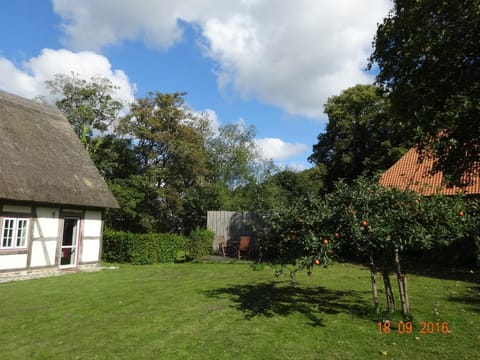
[185,228,215,260]
[103,230,187,264]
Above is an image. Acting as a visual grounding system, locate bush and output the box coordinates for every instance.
[129,234,158,265]
[103,230,136,263]
[102,230,187,264]
[186,228,215,260]
[155,234,187,263]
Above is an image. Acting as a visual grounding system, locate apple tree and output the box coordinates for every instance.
[257,194,339,280]
[326,177,473,316]
[258,176,477,317]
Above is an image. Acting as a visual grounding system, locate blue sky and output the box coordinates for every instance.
[0,0,392,170]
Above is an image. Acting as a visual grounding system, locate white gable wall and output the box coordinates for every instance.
[0,204,105,273]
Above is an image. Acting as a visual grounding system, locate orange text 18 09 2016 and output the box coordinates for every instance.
[377,321,450,334]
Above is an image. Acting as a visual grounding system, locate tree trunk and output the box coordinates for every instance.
[381,269,395,313]
[394,247,410,316]
[369,254,380,313]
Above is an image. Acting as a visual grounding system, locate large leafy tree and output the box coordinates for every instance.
[369,0,480,183]
[205,122,279,211]
[309,84,410,187]
[87,135,147,232]
[45,73,123,147]
[118,92,210,233]
[206,122,260,189]
[258,167,327,211]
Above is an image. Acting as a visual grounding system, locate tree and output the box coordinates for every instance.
[88,135,140,181]
[204,122,279,211]
[369,0,480,183]
[258,167,327,211]
[257,175,477,317]
[45,73,124,147]
[309,84,410,187]
[118,92,210,233]
[87,135,148,232]
[206,122,260,189]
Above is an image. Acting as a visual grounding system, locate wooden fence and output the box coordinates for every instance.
[207,211,262,253]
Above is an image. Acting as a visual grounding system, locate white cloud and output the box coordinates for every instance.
[255,137,308,161]
[52,0,392,119]
[284,163,307,172]
[0,58,39,99]
[203,109,221,133]
[0,49,135,107]
[187,108,221,134]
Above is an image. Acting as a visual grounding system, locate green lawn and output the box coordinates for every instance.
[0,262,478,359]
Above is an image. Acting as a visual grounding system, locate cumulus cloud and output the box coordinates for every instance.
[255,137,308,161]
[203,109,222,133]
[186,108,222,134]
[52,0,392,119]
[284,163,307,172]
[0,48,135,106]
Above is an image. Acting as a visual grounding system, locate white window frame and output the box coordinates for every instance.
[1,217,29,249]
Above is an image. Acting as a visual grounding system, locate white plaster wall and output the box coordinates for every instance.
[30,207,60,268]
[81,239,101,262]
[30,239,57,267]
[2,205,32,213]
[33,208,60,238]
[0,254,27,270]
[81,210,103,262]
[83,211,102,237]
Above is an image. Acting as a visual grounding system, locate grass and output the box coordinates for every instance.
[0,262,478,359]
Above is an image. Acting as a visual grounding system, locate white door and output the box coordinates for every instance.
[60,218,80,268]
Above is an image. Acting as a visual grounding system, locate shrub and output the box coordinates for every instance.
[155,234,187,263]
[129,234,158,265]
[103,230,136,263]
[102,230,187,264]
[186,228,215,260]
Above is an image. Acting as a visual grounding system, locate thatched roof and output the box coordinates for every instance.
[379,146,480,196]
[0,91,118,209]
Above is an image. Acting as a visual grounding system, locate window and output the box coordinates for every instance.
[1,218,29,249]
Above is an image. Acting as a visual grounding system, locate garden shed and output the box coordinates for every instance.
[0,91,118,277]
[379,146,480,196]
[207,211,261,254]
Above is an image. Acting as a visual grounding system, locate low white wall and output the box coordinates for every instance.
[0,254,28,270]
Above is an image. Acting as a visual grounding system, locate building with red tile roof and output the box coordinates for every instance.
[379,147,480,196]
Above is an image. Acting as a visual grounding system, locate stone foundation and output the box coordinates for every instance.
[0,264,102,283]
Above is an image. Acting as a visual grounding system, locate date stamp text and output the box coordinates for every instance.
[377,321,450,334]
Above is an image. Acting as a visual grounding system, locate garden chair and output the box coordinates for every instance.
[233,236,251,259]
[216,235,228,256]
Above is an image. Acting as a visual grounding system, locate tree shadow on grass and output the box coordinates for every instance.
[447,285,480,313]
[402,259,480,283]
[201,281,371,327]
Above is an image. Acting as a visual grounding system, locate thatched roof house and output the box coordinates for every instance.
[379,146,480,196]
[0,91,118,278]
[0,91,118,208]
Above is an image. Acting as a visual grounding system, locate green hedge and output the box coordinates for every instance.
[102,230,135,263]
[103,230,187,264]
[185,228,215,260]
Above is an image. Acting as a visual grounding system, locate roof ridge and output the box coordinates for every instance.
[0,90,62,118]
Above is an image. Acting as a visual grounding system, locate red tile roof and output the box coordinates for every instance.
[379,147,480,196]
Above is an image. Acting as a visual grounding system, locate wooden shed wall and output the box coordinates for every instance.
[207,211,262,250]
